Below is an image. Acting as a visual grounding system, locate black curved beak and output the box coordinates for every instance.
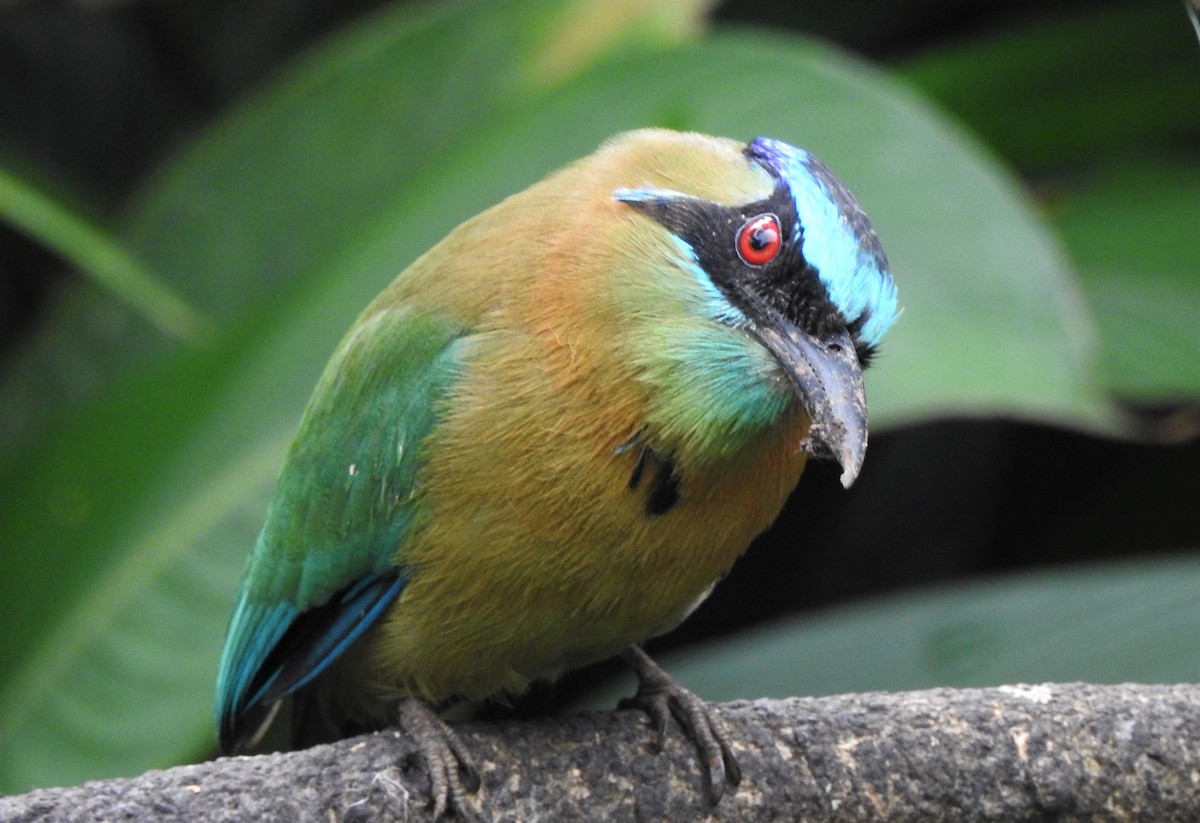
[750,320,868,488]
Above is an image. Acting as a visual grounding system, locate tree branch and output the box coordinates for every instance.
[4,683,1200,821]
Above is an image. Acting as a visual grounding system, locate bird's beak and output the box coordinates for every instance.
[750,319,868,488]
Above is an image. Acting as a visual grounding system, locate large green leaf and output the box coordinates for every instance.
[1050,159,1200,400]
[896,3,1200,169]
[0,20,1114,793]
[0,163,207,341]
[119,0,706,315]
[575,554,1200,705]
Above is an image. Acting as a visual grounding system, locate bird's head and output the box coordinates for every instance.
[610,131,900,487]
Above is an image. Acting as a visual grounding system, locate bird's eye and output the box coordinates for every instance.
[736,213,782,266]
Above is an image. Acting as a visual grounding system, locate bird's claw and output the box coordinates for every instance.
[397,698,480,820]
[620,645,742,803]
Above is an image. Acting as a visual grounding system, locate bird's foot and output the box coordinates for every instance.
[397,698,481,820]
[619,645,741,803]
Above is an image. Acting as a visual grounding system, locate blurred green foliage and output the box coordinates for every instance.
[581,554,1200,707]
[0,0,1196,794]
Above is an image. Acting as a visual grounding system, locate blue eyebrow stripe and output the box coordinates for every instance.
[748,138,899,347]
[613,186,688,204]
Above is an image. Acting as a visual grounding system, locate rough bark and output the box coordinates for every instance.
[3,683,1199,822]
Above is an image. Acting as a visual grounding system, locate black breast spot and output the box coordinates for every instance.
[628,445,681,517]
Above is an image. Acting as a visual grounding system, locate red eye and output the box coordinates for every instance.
[736,213,782,266]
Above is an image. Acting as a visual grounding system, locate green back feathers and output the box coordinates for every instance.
[250,309,463,605]
[215,307,464,748]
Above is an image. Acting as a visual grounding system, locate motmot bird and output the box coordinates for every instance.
[216,129,899,814]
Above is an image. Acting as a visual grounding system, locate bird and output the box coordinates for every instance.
[215,128,899,817]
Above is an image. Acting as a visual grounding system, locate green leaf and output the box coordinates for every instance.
[896,3,1200,169]
[0,162,208,340]
[0,20,1114,791]
[119,0,705,318]
[576,555,1200,706]
[1050,159,1200,400]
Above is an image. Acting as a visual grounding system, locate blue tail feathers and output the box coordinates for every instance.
[216,570,406,752]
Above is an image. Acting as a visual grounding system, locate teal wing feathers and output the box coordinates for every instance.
[215,307,466,751]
